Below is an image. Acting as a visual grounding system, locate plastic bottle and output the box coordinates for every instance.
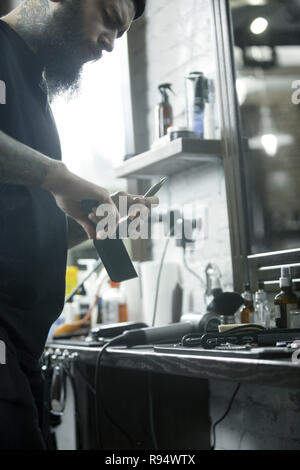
[155,83,174,140]
[274,267,297,329]
[102,281,128,324]
[72,294,85,321]
[254,281,270,327]
[240,283,254,324]
[185,72,208,138]
[65,266,79,296]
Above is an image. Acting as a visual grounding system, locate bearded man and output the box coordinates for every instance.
[0,0,153,449]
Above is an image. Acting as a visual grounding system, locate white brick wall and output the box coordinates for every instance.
[129,0,233,313]
[210,380,300,450]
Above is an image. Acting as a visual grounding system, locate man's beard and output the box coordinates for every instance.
[36,1,101,100]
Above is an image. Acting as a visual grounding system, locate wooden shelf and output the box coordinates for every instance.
[115,138,222,179]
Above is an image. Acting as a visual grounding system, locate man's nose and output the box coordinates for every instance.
[100,31,117,53]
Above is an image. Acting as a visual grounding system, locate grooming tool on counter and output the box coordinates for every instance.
[107,312,220,347]
[81,178,167,283]
[88,321,148,342]
[52,322,150,347]
[153,324,300,358]
[209,292,244,316]
[197,325,300,349]
[111,321,199,346]
[153,343,295,359]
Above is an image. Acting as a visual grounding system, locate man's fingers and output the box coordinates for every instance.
[128,195,159,211]
[80,220,96,240]
[144,195,159,206]
[88,212,98,225]
[111,193,159,210]
[80,194,159,240]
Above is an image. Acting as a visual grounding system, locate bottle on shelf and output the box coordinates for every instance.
[240,283,254,324]
[274,267,297,329]
[254,281,271,327]
[155,83,174,140]
[102,281,128,325]
[185,72,208,138]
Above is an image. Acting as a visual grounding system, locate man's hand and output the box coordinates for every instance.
[83,190,159,240]
[0,131,158,238]
[43,167,115,239]
[43,167,159,240]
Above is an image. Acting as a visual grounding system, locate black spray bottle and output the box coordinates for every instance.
[155,83,175,140]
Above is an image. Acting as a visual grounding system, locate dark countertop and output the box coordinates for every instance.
[47,339,300,389]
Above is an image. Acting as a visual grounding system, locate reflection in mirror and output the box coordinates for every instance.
[230,0,300,254]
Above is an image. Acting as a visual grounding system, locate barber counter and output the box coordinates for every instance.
[44,335,300,451]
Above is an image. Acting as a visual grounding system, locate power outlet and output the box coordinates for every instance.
[195,205,208,240]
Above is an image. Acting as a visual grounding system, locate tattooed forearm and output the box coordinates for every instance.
[7,0,50,51]
[67,216,88,249]
[0,130,62,187]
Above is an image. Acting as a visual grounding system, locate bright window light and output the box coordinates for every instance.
[250,17,269,35]
[51,35,129,192]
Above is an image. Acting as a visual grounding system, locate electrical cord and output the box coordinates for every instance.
[181,332,204,347]
[94,336,135,450]
[183,247,206,289]
[75,363,96,396]
[210,382,241,450]
[151,229,173,327]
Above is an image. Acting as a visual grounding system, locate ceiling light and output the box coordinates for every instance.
[248,0,267,5]
[261,134,278,157]
[250,17,269,35]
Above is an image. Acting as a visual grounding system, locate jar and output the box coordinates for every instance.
[290,310,300,329]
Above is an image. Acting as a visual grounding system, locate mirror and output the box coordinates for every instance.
[229,0,300,255]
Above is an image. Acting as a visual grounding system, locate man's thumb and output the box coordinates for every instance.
[79,219,96,240]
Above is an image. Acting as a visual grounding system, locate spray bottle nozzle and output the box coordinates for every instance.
[158,83,176,98]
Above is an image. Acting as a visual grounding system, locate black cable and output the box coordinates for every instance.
[181,333,204,347]
[210,382,241,450]
[94,336,135,450]
[147,372,159,450]
[75,363,96,396]
[183,247,205,288]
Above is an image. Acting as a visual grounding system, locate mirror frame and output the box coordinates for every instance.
[210,0,300,292]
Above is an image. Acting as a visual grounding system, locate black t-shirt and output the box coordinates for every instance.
[0,20,67,367]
